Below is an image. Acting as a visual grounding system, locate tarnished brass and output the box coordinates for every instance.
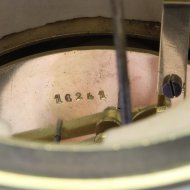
[0,17,161,134]
[132,104,168,121]
[13,103,169,142]
[0,46,159,134]
[0,17,160,57]
[96,107,121,134]
[13,107,121,142]
[0,9,190,190]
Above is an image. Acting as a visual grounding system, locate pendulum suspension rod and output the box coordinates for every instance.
[110,0,132,124]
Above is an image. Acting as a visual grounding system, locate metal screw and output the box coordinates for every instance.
[162,74,182,98]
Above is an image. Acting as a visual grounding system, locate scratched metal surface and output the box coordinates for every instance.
[0,0,162,39]
[0,49,158,133]
[158,4,190,103]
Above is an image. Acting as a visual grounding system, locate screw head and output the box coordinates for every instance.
[162,74,182,99]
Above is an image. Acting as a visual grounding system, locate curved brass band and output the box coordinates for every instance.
[0,164,190,190]
[164,0,190,5]
[0,17,160,56]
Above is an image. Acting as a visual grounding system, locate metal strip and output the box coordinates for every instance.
[158,1,190,102]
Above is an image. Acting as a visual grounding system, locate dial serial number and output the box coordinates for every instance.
[54,90,107,104]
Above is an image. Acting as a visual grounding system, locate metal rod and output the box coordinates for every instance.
[110,0,132,124]
[13,108,121,141]
[54,119,63,143]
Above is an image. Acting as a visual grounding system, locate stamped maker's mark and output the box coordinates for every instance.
[54,90,106,103]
